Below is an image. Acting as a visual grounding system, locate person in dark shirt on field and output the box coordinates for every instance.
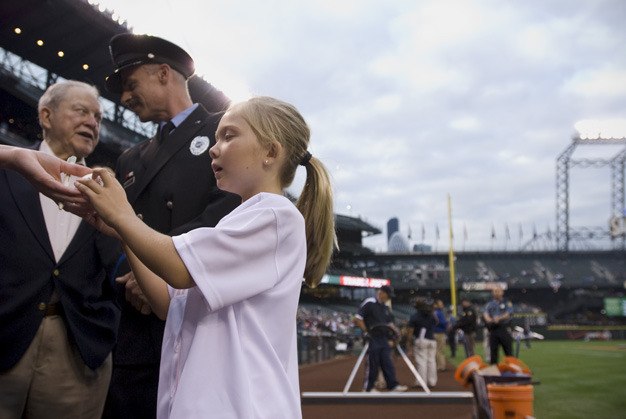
[354,286,408,392]
[455,298,478,357]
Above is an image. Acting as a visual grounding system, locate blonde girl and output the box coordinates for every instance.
[77,96,336,419]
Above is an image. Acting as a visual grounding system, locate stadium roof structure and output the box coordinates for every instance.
[335,214,381,236]
[0,0,229,143]
[0,0,128,105]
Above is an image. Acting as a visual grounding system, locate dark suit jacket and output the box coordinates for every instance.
[113,104,240,365]
[0,167,121,371]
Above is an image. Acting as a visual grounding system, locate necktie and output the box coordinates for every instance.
[142,121,174,163]
[158,120,175,144]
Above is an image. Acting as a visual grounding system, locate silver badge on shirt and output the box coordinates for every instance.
[190,136,210,156]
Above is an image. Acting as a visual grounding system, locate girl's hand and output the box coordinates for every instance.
[75,168,135,233]
[82,211,122,240]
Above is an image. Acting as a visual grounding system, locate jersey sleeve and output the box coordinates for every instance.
[172,204,286,311]
[356,302,370,320]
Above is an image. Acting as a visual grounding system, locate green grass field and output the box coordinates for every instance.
[452,340,626,419]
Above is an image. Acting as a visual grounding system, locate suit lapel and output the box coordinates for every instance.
[6,170,55,260]
[126,106,211,204]
[58,221,95,264]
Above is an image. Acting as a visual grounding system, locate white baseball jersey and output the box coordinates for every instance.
[158,193,305,419]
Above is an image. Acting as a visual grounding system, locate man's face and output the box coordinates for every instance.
[377,289,391,303]
[492,288,504,300]
[119,64,166,122]
[41,86,101,160]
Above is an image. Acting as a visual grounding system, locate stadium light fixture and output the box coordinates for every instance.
[82,64,89,70]
[57,51,64,58]
[36,40,44,46]
[14,27,21,34]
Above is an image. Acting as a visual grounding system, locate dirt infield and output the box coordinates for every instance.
[299,354,476,418]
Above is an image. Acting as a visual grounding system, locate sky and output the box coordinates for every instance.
[96,0,626,252]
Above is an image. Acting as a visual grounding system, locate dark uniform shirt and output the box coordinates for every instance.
[484,298,513,328]
[456,305,478,333]
[356,297,395,337]
[408,310,436,340]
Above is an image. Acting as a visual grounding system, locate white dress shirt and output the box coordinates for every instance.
[38,141,83,263]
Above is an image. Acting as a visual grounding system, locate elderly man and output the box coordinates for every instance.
[102,34,240,418]
[0,80,121,418]
[483,286,514,364]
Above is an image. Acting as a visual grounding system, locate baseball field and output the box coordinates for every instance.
[299,339,626,418]
[466,339,626,419]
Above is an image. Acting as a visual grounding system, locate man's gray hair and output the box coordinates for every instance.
[38,80,99,113]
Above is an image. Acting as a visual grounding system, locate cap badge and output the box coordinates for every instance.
[147,53,155,59]
[190,136,210,156]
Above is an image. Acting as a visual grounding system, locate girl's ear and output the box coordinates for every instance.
[265,141,283,162]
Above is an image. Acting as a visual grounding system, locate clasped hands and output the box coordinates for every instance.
[73,168,154,316]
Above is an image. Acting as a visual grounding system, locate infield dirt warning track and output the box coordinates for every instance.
[299,353,476,419]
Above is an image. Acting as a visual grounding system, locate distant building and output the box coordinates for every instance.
[388,231,410,253]
[387,217,399,243]
[413,243,432,252]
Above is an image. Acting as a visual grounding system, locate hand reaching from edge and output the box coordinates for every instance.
[7,147,92,205]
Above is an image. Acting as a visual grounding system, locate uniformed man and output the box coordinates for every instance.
[102,34,240,418]
[354,285,408,392]
[483,286,514,364]
[455,297,478,357]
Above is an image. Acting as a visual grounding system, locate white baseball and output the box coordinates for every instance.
[81,173,104,186]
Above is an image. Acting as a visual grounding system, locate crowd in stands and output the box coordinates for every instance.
[297,305,357,337]
[340,255,625,291]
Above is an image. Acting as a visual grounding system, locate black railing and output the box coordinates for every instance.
[297,331,356,365]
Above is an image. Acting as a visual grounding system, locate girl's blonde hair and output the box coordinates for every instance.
[228,96,337,287]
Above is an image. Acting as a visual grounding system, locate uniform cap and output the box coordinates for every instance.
[105,33,195,93]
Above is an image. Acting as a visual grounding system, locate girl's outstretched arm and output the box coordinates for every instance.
[123,246,171,320]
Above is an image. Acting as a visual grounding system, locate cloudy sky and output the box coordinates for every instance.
[98,0,626,252]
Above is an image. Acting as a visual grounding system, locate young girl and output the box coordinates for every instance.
[76,96,336,419]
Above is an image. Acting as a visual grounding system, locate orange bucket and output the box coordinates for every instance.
[454,355,486,387]
[487,383,534,419]
[498,356,532,375]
